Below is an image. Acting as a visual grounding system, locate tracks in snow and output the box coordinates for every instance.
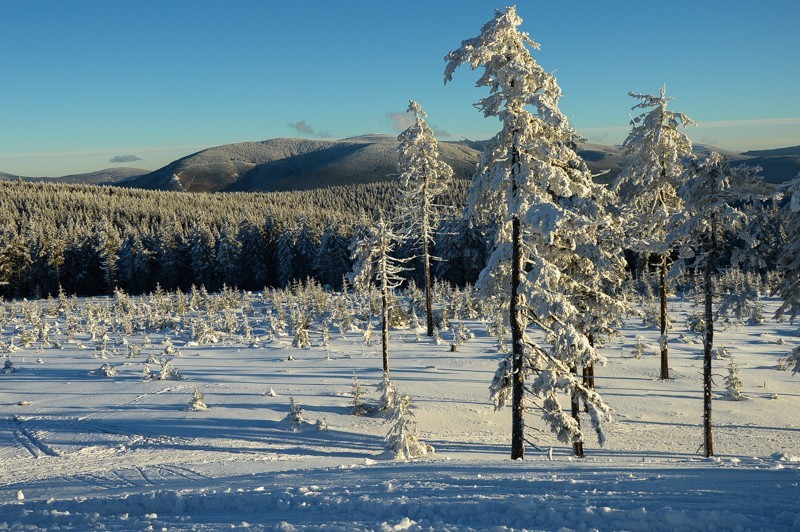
[10,416,60,458]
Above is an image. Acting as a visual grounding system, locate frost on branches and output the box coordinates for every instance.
[775,173,800,320]
[613,86,696,381]
[446,6,624,459]
[397,100,454,337]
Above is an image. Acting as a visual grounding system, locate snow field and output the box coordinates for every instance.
[0,291,798,530]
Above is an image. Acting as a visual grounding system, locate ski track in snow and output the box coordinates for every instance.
[0,295,798,529]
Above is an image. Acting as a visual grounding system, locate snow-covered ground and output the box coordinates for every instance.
[1,292,798,530]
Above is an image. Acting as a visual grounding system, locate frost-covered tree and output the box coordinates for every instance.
[349,217,409,377]
[724,359,744,401]
[613,87,695,380]
[397,100,454,337]
[445,6,619,459]
[775,174,800,320]
[669,151,760,457]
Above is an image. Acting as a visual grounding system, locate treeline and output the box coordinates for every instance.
[0,179,484,298]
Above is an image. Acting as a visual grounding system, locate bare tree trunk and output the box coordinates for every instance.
[571,365,584,457]
[420,171,436,338]
[510,214,525,460]
[382,277,390,377]
[660,254,670,380]
[510,145,525,460]
[583,333,596,389]
[582,334,595,413]
[703,219,717,457]
[423,231,434,338]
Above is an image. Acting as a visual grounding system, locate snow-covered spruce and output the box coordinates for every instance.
[349,217,410,376]
[613,86,696,381]
[396,100,454,337]
[445,6,625,458]
[668,151,761,456]
[724,359,744,401]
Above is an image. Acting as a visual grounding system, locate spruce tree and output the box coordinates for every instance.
[446,6,619,459]
[397,100,454,337]
[613,87,695,380]
[669,151,761,457]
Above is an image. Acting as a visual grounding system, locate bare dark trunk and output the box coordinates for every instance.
[571,365,584,457]
[424,236,434,337]
[382,281,390,376]
[703,218,717,457]
[660,254,670,380]
[510,144,525,460]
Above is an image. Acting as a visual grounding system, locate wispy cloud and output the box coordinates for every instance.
[386,111,415,133]
[385,111,451,138]
[288,120,331,138]
[109,154,142,163]
[696,117,800,128]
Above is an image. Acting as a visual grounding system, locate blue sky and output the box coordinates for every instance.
[1,0,798,176]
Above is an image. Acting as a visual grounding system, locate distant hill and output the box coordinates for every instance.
[742,145,800,157]
[123,135,481,193]
[0,167,147,185]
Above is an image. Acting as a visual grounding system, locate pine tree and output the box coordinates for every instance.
[397,100,454,337]
[446,6,617,459]
[613,87,696,380]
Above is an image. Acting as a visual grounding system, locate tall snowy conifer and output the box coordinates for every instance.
[445,6,619,459]
[397,100,454,337]
[669,152,761,457]
[349,217,409,377]
[775,173,800,320]
[613,87,695,380]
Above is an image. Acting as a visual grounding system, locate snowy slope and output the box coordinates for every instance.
[0,292,798,530]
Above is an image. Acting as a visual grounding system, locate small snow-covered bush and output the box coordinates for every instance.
[186,388,208,411]
[91,363,117,377]
[3,357,16,374]
[385,392,433,460]
[351,375,369,416]
[158,358,183,381]
[285,397,306,430]
[632,338,646,359]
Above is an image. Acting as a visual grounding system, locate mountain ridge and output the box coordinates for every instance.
[3,139,798,192]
